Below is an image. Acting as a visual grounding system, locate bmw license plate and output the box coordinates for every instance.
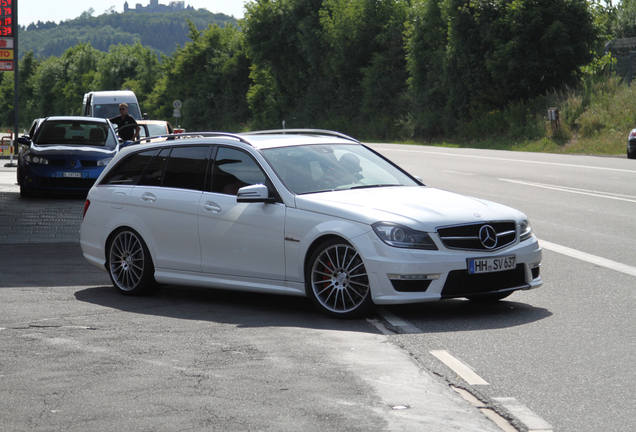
[63,172,82,178]
[468,255,516,274]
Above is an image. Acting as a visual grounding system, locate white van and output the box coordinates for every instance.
[82,90,142,120]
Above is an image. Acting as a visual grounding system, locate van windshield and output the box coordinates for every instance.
[93,103,142,120]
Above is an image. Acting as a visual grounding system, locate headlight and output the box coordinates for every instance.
[372,222,438,250]
[97,158,113,167]
[26,155,49,164]
[519,218,533,242]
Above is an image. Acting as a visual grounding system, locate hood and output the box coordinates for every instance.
[29,144,117,158]
[294,186,524,231]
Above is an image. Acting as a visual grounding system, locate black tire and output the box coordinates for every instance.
[306,238,376,319]
[466,291,513,302]
[19,182,34,198]
[628,149,636,159]
[107,228,158,296]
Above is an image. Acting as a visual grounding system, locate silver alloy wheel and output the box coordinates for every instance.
[109,230,146,292]
[310,243,370,314]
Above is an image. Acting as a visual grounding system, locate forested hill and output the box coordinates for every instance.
[18,9,238,59]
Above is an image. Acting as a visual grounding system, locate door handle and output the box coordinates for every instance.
[203,201,221,213]
[141,193,156,202]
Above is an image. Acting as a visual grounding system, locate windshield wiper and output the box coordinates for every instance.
[349,184,402,190]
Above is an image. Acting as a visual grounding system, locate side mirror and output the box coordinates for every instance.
[236,184,275,203]
[17,136,31,145]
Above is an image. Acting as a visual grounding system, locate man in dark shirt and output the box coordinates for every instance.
[110,103,139,142]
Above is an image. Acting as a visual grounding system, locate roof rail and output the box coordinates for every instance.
[241,129,360,143]
[132,131,254,146]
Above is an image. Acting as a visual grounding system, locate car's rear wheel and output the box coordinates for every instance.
[628,149,636,159]
[107,228,158,295]
[306,239,375,319]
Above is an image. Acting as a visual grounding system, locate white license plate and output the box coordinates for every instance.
[468,255,516,274]
[63,172,82,178]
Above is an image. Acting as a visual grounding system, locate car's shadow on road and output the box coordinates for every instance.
[382,297,552,333]
[74,284,552,334]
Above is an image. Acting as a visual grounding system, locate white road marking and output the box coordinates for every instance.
[371,146,636,174]
[499,178,636,203]
[541,240,636,277]
[442,169,475,175]
[377,308,422,334]
[430,350,489,385]
[493,397,553,431]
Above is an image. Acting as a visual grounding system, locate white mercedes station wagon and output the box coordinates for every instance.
[80,130,542,318]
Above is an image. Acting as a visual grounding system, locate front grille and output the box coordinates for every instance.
[437,221,516,251]
[35,177,96,189]
[441,265,528,298]
[80,160,98,167]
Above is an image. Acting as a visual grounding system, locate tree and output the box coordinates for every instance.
[147,21,251,129]
[406,0,598,133]
[243,0,325,127]
[95,41,161,113]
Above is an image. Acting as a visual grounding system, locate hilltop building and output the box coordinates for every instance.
[123,0,194,13]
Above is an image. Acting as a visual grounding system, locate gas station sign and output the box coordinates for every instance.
[0,0,14,37]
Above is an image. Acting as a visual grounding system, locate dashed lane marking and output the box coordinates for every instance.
[429,350,489,385]
[493,397,553,432]
[376,307,422,334]
[541,240,636,278]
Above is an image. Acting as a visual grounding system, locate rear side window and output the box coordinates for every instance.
[100,149,158,185]
[139,148,170,187]
[162,146,210,191]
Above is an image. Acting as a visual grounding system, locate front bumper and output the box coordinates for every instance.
[358,234,543,305]
[23,163,103,193]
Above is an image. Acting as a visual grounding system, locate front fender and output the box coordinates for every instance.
[284,207,371,283]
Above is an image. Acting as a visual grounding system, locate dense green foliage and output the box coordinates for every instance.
[19,9,237,58]
[3,1,636,151]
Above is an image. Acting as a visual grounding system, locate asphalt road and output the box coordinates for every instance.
[367,145,636,432]
[0,162,503,432]
[2,144,634,432]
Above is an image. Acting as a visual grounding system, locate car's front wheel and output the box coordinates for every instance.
[17,169,33,198]
[306,239,375,319]
[19,182,33,198]
[107,228,158,295]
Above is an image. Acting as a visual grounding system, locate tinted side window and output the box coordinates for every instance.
[101,149,158,185]
[139,148,170,187]
[210,147,267,195]
[162,146,210,191]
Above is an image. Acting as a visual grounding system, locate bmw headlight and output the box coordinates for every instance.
[519,218,533,242]
[26,155,49,165]
[372,222,438,250]
[97,158,113,167]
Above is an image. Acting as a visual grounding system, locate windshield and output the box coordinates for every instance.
[139,123,171,137]
[262,143,419,194]
[93,103,142,120]
[33,120,118,148]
